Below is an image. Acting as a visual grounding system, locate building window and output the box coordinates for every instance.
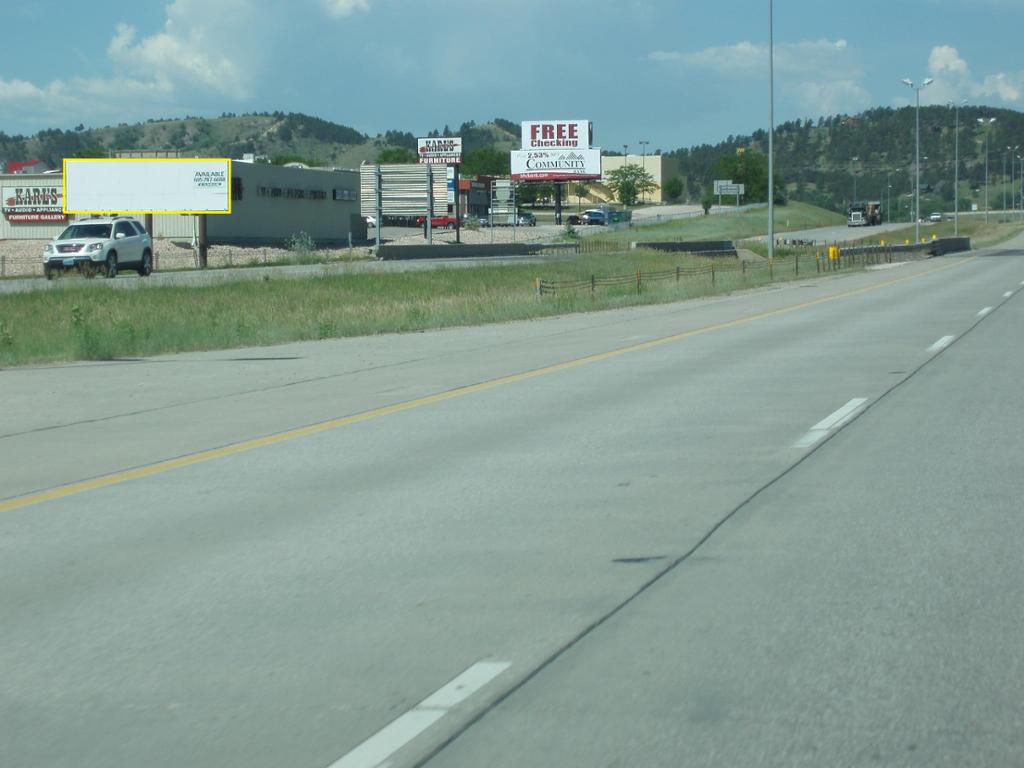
[309,189,326,200]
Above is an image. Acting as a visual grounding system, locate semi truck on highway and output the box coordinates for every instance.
[848,201,882,227]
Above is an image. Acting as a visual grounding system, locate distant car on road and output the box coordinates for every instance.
[517,212,537,227]
[929,212,942,223]
[581,210,607,225]
[42,216,153,279]
[415,215,460,229]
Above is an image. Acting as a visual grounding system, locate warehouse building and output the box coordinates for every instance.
[0,161,364,244]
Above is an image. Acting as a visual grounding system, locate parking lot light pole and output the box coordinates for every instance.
[977,117,996,223]
[903,77,933,243]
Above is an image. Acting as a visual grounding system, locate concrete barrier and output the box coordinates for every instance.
[630,240,737,257]
[378,243,551,260]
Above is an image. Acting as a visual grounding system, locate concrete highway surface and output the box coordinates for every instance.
[2,240,1023,767]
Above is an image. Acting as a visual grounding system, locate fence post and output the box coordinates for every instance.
[741,260,746,277]
[535,277,541,297]
[795,253,799,276]
[590,274,595,297]
[636,269,641,295]
[816,253,821,273]
[676,265,680,283]
[711,262,716,287]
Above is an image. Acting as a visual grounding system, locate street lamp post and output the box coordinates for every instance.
[639,139,649,204]
[1007,145,1019,222]
[977,117,996,223]
[949,99,966,235]
[902,77,933,243]
[767,0,775,262]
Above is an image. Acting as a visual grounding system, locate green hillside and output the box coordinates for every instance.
[671,105,1024,215]
[2,106,1021,216]
[0,113,520,172]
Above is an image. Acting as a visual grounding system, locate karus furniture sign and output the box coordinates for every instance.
[63,158,232,214]
[521,120,593,149]
[2,185,66,223]
[510,148,602,181]
[417,137,463,165]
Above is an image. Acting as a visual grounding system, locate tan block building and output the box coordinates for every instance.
[588,154,682,204]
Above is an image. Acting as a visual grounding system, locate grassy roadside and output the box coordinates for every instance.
[2,205,1013,368]
[0,247,856,367]
[584,201,845,245]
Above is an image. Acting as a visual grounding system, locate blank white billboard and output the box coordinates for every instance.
[64,158,232,214]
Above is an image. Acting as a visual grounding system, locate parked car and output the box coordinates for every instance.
[517,212,537,227]
[929,212,942,222]
[42,216,153,279]
[365,215,377,228]
[581,210,607,225]
[415,215,460,229]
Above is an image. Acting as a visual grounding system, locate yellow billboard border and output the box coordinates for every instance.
[62,157,233,215]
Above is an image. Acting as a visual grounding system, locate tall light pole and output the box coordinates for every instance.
[1003,150,1009,222]
[639,139,650,204]
[1007,145,1019,222]
[976,118,996,222]
[949,99,966,235]
[903,77,933,243]
[768,0,775,262]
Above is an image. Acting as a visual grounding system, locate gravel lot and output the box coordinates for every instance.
[0,239,375,278]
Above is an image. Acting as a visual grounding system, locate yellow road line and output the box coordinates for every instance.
[0,256,974,514]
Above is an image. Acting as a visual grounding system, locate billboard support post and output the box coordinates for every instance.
[375,166,382,252]
[555,183,563,225]
[426,165,433,246]
[198,214,208,269]
[453,164,461,244]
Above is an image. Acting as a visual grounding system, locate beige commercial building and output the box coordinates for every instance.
[585,154,682,204]
[0,162,364,245]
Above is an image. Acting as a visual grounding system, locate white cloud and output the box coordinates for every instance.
[650,39,852,77]
[916,44,1023,105]
[928,45,968,76]
[649,38,869,116]
[322,0,371,17]
[0,0,371,131]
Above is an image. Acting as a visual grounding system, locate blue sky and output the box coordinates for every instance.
[2,0,1022,152]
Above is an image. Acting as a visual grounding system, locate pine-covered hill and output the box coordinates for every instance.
[0,113,520,173]
[670,105,1024,213]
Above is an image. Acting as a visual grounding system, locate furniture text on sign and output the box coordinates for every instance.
[417,137,463,165]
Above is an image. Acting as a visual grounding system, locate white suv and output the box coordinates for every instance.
[43,216,154,279]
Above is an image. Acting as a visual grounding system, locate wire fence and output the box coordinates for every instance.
[535,245,910,297]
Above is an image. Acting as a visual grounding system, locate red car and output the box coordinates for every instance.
[415,215,460,229]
